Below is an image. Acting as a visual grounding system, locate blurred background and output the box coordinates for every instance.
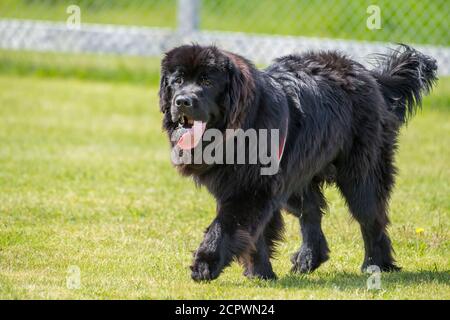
[0,0,449,79]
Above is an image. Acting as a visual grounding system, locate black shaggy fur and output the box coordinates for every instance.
[159,44,437,281]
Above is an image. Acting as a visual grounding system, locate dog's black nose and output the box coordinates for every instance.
[175,96,193,108]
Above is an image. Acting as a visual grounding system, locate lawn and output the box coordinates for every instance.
[0,62,449,299]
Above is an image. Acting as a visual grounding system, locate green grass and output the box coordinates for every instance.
[0,0,448,45]
[0,50,162,86]
[0,66,449,299]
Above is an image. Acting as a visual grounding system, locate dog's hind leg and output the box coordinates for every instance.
[287,183,330,273]
[242,210,283,280]
[336,162,401,272]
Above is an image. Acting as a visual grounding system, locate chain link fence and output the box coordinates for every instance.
[0,0,449,74]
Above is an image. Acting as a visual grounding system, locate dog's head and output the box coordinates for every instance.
[159,44,255,150]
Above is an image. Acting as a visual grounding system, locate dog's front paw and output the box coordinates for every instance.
[191,261,214,281]
[190,251,222,282]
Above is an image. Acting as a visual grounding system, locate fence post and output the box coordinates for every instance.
[177,0,200,34]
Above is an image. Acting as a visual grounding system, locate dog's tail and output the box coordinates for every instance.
[371,45,438,123]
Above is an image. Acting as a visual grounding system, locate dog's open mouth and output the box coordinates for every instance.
[176,115,207,150]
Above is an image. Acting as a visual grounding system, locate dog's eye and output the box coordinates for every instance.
[174,77,183,85]
[200,76,212,86]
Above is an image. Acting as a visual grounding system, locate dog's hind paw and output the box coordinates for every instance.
[290,246,328,274]
[243,267,277,280]
[361,262,402,273]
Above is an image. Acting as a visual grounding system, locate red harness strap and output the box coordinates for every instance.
[278,117,289,161]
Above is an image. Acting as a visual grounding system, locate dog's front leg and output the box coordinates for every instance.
[190,217,231,282]
[191,198,276,281]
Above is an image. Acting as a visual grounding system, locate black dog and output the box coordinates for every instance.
[159,44,437,281]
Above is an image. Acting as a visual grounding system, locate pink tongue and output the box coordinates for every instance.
[177,121,207,150]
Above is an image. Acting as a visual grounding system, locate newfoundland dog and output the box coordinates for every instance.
[158,44,437,281]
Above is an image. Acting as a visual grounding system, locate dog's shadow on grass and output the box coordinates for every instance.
[280,270,449,290]
[223,270,450,291]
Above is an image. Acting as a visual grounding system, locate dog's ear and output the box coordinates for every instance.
[159,68,171,114]
[224,53,255,129]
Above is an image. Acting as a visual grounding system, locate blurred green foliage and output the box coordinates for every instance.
[0,0,448,45]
